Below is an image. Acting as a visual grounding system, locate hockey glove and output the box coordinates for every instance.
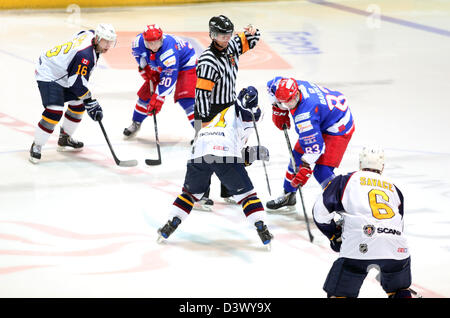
[85,98,103,121]
[242,146,269,165]
[329,226,342,252]
[139,65,160,83]
[239,86,258,109]
[272,104,290,130]
[290,163,313,188]
[147,94,165,116]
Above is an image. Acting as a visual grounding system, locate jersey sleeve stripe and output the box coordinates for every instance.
[78,90,90,99]
[237,32,250,54]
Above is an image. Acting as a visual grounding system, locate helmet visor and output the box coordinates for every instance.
[280,91,300,110]
[96,37,116,53]
[144,39,163,52]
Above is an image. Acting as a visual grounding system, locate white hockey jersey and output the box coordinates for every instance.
[191,104,260,160]
[35,30,98,99]
[313,170,410,260]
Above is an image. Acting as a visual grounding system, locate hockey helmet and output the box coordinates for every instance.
[143,24,163,42]
[95,23,117,46]
[209,15,234,38]
[275,78,301,110]
[359,146,385,172]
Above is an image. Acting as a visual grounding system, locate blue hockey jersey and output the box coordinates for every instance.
[131,33,196,97]
[267,76,354,164]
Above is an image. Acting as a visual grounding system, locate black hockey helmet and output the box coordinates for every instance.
[209,15,234,37]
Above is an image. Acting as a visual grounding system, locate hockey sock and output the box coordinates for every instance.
[169,192,196,221]
[35,105,64,145]
[313,164,336,189]
[61,102,85,136]
[177,98,195,127]
[132,98,150,122]
[241,195,265,225]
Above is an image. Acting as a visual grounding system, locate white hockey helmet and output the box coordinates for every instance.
[95,23,117,46]
[359,146,385,172]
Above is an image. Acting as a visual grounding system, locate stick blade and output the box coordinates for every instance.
[118,159,138,167]
[145,159,161,166]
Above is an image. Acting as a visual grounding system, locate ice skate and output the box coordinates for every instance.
[223,197,237,204]
[29,142,42,164]
[193,197,214,212]
[157,216,182,243]
[255,221,273,250]
[123,121,141,138]
[265,191,297,214]
[57,128,84,152]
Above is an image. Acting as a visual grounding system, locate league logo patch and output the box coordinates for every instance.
[359,243,368,254]
[363,224,375,237]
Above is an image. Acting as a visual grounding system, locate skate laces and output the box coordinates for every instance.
[273,194,288,204]
[32,143,42,153]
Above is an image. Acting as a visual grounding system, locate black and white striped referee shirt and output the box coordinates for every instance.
[194,30,260,123]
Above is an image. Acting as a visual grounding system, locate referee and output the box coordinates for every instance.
[193,15,261,209]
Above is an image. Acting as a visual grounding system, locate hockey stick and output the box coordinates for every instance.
[144,80,162,166]
[98,120,138,167]
[283,125,314,242]
[249,105,271,196]
[145,109,162,166]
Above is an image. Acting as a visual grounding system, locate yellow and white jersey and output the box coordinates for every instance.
[313,170,410,260]
[35,30,98,99]
[191,104,260,160]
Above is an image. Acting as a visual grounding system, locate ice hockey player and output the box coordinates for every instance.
[194,15,261,209]
[313,146,412,298]
[265,77,355,212]
[30,24,117,163]
[123,24,197,138]
[157,86,273,248]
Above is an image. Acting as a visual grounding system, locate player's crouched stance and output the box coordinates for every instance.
[312,146,413,298]
[30,24,116,163]
[157,86,273,248]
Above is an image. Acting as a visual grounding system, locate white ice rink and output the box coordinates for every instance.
[0,0,449,298]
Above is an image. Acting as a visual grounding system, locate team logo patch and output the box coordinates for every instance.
[300,132,318,145]
[213,145,229,151]
[363,224,375,237]
[160,49,174,61]
[163,56,176,67]
[81,58,90,65]
[294,112,310,122]
[296,120,313,133]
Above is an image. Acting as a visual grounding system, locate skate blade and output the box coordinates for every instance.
[56,146,84,152]
[192,204,213,212]
[264,242,272,251]
[123,133,137,140]
[29,157,40,164]
[223,198,237,204]
[266,206,297,215]
[157,235,166,244]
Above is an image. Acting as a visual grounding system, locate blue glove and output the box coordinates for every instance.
[85,98,103,121]
[329,226,342,252]
[238,86,258,109]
